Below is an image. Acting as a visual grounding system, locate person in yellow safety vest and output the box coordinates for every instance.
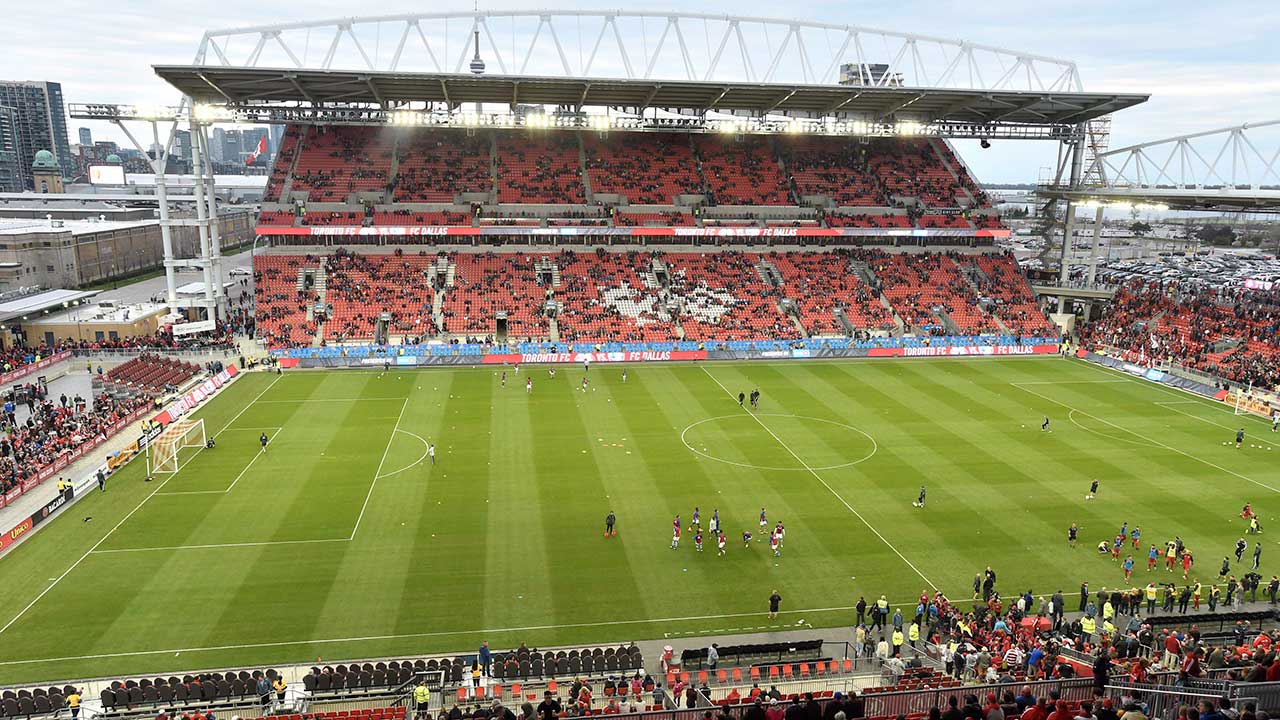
[1146,583,1158,614]
[891,628,904,656]
[67,690,81,720]
[1102,618,1116,637]
[1102,600,1114,621]
[1080,614,1096,640]
[413,680,431,718]
[273,677,287,703]
[908,622,920,648]
[56,478,71,492]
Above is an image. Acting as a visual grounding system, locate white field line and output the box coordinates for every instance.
[225,426,284,492]
[1072,358,1275,429]
[0,373,284,636]
[1013,379,1129,385]
[153,426,284,496]
[0,602,871,668]
[91,538,348,555]
[253,397,407,403]
[3,565,1259,668]
[1154,402,1244,432]
[349,398,411,540]
[374,428,431,480]
[1010,381,1280,494]
[698,366,938,590]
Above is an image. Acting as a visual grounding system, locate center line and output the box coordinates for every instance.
[699,366,937,590]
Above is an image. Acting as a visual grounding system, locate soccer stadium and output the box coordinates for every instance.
[2,8,1280,720]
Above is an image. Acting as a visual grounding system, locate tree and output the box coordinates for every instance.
[1195,224,1236,246]
[1129,221,1152,236]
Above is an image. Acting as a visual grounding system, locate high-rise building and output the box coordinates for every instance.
[221,129,242,165]
[0,107,20,192]
[210,127,225,163]
[78,127,92,147]
[270,124,285,155]
[242,127,268,166]
[174,129,192,164]
[0,80,72,190]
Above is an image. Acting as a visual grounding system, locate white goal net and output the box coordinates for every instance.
[146,418,206,475]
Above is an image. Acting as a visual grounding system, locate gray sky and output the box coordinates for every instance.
[11,0,1280,182]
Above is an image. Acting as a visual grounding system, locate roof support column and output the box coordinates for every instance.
[1057,123,1086,312]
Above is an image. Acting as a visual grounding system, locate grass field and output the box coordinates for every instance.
[1,356,1277,683]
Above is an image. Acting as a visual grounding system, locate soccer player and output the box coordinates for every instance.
[738,392,745,407]
[1148,544,1160,571]
[770,531,781,557]
[768,590,782,619]
[260,432,270,453]
[1254,542,1262,570]
[917,486,927,508]
[1236,537,1248,563]
[1068,523,1078,547]
[751,389,760,408]
[1237,428,1246,449]
[673,514,681,533]
[526,377,532,394]
[742,530,752,548]
[428,444,436,465]
[690,507,700,529]
[1112,535,1123,561]
[1273,411,1279,432]
[759,508,767,535]
[501,371,507,387]
[1220,556,1232,579]
[1181,550,1194,579]
[695,529,704,552]
[1042,416,1051,432]
[1131,526,1141,549]
[605,511,616,538]
[1166,543,1178,572]
[709,509,719,534]
[622,370,627,383]
[1086,479,1099,500]
[1243,503,1255,520]
[670,525,681,550]
[773,521,785,547]
[717,531,727,557]
[549,367,556,379]
[1123,556,1135,582]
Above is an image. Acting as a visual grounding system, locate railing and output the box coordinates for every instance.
[1106,683,1256,720]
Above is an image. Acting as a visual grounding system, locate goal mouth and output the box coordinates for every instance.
[146,418,207,475]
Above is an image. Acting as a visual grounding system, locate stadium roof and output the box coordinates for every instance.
[155,65,1145,126]
[0,289,100,323]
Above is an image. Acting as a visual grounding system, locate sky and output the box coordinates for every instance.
[9,0,1280,182]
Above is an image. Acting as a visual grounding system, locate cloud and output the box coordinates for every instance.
[10,0,1279,182]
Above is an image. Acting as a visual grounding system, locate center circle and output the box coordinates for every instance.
[680,414,878,471]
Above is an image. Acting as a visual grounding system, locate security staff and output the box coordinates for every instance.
[414,679,432,718]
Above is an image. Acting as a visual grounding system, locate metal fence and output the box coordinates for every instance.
[1106,683,1256,720]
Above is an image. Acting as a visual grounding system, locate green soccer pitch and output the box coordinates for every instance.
[0,357,1276,683]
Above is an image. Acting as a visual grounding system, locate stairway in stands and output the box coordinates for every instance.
[929,138,979,214]
[278,126,308,201]
[309,263,328,347]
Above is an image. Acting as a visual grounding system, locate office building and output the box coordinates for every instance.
[0,80,73,190]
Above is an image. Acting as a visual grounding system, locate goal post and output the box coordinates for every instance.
[147,418,206,475]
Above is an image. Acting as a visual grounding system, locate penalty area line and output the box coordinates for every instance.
[1011,381,1280,495]
[0,372,284,637]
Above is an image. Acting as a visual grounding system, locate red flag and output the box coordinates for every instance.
[246,135,267,166]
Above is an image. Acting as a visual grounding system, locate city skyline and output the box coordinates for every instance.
[6,0,1280,182]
